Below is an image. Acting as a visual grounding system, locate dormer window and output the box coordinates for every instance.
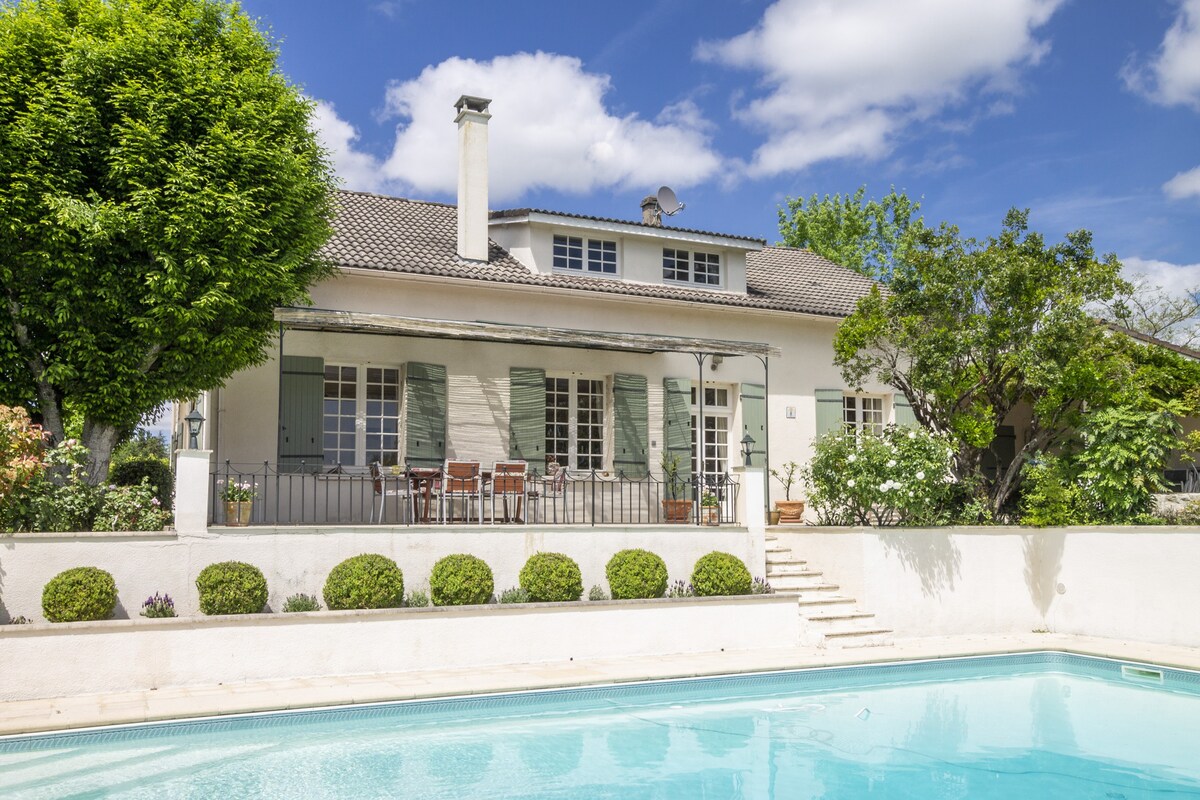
[663,248,721,286]
[553,235,617,274]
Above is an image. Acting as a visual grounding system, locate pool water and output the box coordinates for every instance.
[1,653,1198,799]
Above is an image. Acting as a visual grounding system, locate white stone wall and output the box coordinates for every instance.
[0,526,760,622]
[774,526,1200,648]
[0,595,799,701]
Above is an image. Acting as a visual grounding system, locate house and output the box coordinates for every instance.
[184,96,906,524]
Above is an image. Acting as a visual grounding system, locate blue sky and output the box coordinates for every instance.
[240,0,1200,295]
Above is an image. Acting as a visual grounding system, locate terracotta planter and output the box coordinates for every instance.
[701,506,720,526]
[774,500,805,523]
[767,510,782,526]
[223,501,253,527]
[662,499,694,524]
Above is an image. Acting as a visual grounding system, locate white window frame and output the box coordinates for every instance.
[842,393,885,437]
[662,248,722,288]
[690,384,733,487]
[545,373,609,471]
[552,234,619,275]
[322,363,402,467]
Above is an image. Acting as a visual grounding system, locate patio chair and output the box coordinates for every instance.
[488,461,527,523]
[439,460,483,524]
[369,461,408,524]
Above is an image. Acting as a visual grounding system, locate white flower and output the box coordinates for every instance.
[847,454,856,463]
[879,483,890,492]
[847,479,856,488]
[908,491,914,497]
[908,431,917,439]
[886,459,897,468]
[915,471,926,480]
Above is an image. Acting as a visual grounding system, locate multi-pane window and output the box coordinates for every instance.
[691,384,732,485]
[323,364,401,467]
[364,368,401,466]
[545,376,606,470]
[843,395,884,436]
[554,235,617,274]
[662,248,721,286]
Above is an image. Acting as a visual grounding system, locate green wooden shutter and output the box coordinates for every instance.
[405,362,447,468]
[739,382,767,464]
[278,356,324,473]
[613,373,649,477]
[662,377,692,496]
[893,394,917,427]
[509,367,546,462]
[815,389,844,437]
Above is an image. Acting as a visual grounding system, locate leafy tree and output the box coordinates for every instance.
[778,186,921,281]
[834,209,1129,514]
[1099,274,1199,349]
[0,0,335,482]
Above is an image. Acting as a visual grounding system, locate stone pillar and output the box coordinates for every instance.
[174,449,212,537]
[733,466,767,574]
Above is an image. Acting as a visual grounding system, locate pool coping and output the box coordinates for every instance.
[2,632,1199,737]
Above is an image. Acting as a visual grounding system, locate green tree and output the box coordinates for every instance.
[834,209,1129,514]
[777,186,921,281]
[0,0,335,482]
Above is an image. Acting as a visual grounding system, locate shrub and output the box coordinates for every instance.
[42,567,118,622]
[498,586,529,604]
[140,592,176,618]
[109,457,173,510]
[405,589,430,608]
[605,549,668,600]
[519,552,583,603]
[323,554,404,610]
[690,552,752,597]
[196,561,268,615]
[802,425,956,526]
[95,481,170,532]
[282,593,321,613]
[430,554,494,606]
[588,584,609,601]
[751,577,775,595]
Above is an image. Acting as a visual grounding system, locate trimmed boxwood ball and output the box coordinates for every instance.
[196,561,268,615]
[430,554,494,606]
[323,554,404,610]
[605,549,668,600]
[690,551,752,597]
[519,552,583,602]
[42,567,118,622]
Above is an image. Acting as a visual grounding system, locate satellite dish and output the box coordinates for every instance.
[657,185,684,216]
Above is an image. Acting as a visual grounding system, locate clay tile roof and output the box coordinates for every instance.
[490,208,767,244]
[322,190,877,319]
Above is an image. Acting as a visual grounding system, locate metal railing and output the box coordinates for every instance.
[209,461,740,527]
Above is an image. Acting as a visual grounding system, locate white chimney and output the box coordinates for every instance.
[454,95,491,262]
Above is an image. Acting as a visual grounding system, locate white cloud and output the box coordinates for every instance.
[1122,0,1200,109]
[1121,256,1200,298]
[380,52,723,202]
[311,101,389,193]
[1165,165,1200,200]
[696,0,1063,176]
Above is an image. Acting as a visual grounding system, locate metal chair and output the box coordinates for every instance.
[440,460,483,524]
[489,461,528,523]
[369,461,408,524]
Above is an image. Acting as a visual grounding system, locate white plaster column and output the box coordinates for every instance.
[734,466,767,575]
[455,95,491,262]
[173,449,212,537]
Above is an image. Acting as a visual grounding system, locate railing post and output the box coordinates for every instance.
[174,449,212,537]
[733,466,766,570]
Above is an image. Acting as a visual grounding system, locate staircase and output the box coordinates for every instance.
[765,535,893,649]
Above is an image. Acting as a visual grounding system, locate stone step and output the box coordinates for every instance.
[775,582,841,598]
[767,574,833,591]
[804,611,877,625]
[794,595,859,609]
[822,628,894,649]
[766,553,805,565]
[765,565,820,578]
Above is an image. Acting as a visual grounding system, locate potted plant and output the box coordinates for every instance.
[700,491,720,526]
[660,452,693,523]
[220,480,255,526]
[770,462,804,523]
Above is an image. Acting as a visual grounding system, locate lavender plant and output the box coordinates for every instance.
[140,592,176,618]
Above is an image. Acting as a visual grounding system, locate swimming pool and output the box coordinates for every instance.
[1,652,1198,799]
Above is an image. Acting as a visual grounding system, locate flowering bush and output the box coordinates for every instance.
[95,480,170,532]
[140,592,176,618]
[1,406,47,498]
[802,425,956,526]
[28,439,104,532]
[220,481,256,502]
